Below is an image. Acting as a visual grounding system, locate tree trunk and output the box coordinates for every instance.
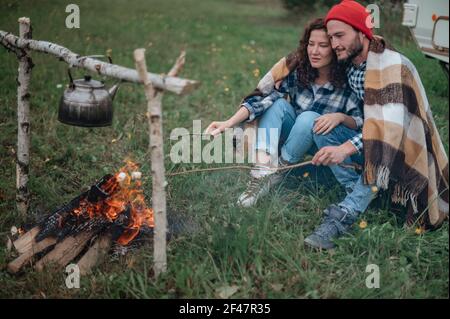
[16,17,33,218]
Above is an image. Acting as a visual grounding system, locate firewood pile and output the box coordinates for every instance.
[6,162,193,275]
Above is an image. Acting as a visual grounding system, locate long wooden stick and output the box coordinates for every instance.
[16,18,33,218]
[0,30,200,95]
[167,161,362,177]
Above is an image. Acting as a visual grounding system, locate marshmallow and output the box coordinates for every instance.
[131,171,142,180]
[117,172,127,182]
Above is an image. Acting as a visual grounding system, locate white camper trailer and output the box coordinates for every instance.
[402,0,449,76]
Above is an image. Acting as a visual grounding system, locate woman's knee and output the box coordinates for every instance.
[292,111,320,133]
[264,98,293,118]
[297,111,321,124]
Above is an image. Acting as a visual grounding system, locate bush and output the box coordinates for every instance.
[280,0,337,11]
[280,0,404,13]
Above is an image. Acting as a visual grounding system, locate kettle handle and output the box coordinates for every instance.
[67,68,74,88]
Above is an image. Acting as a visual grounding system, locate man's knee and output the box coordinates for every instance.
[313,124,346,147]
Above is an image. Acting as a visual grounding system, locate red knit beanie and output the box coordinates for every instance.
[325,0,373,40]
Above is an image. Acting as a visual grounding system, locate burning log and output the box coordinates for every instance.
[35,230,95,272]
[8,237,56,273]
[11,225,40,254]
[77,233,112,275]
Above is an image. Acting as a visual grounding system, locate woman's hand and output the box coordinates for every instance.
[204,120,232,137]
[313,113,345,135]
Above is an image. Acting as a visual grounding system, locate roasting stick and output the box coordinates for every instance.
[167,160,362,177]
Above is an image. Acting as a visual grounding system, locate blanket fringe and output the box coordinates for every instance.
[366,164,420,214]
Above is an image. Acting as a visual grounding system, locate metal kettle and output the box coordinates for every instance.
[58,68,121,127]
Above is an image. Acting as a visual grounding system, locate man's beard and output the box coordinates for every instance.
[337,37,363,66]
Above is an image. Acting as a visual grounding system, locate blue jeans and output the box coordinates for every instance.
[255,98,320,164]
[313,125,377,216]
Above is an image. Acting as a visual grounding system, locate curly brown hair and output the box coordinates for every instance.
[295,18,347,88]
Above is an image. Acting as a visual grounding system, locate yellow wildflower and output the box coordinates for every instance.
[359,220,368,229]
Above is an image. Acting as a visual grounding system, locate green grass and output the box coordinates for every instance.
[0,0,448,298]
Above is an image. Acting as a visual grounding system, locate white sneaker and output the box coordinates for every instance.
[237,170,284,208]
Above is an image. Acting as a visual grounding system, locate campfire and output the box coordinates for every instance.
[7,161,159,274]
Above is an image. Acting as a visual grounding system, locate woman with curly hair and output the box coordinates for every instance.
[205,18,363,207]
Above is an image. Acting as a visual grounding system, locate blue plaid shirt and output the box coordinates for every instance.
[242,70,364,129]
[346,61,367,153]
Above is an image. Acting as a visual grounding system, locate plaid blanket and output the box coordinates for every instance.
[363,37,448,228]
[241,37,448,228]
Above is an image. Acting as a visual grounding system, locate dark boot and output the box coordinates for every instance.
[304,204,357,250]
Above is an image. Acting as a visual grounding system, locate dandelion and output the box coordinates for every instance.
[253,68,260,77]
[224,87,230,92]
[250,59,256,64]
[359,220,368,229]
[415,227,425,235]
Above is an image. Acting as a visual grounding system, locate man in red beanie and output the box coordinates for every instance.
[304,0,376,250]
[305,0,448,249]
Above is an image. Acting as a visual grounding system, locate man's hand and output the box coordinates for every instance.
[312,142,357,166]
[313,113,345,135]
[204,120,231,137]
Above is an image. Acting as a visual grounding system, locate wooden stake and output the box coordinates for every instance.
[16,17,33,218]
[134,48,185,277]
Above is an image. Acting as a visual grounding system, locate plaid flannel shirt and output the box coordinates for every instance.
[346,61,367,153]
[241,70,364,130]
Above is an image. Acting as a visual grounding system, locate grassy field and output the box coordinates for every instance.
[0,0,448,298]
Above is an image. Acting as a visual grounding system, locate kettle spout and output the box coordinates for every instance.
[108,81,121,100]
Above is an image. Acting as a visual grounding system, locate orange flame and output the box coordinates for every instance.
[71,161,154,245]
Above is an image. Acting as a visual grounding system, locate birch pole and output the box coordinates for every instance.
[133,49,185,277]
[0,31,199,95]
[16,17,33,218]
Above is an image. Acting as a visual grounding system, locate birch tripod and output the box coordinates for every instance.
[1,17,200,277]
